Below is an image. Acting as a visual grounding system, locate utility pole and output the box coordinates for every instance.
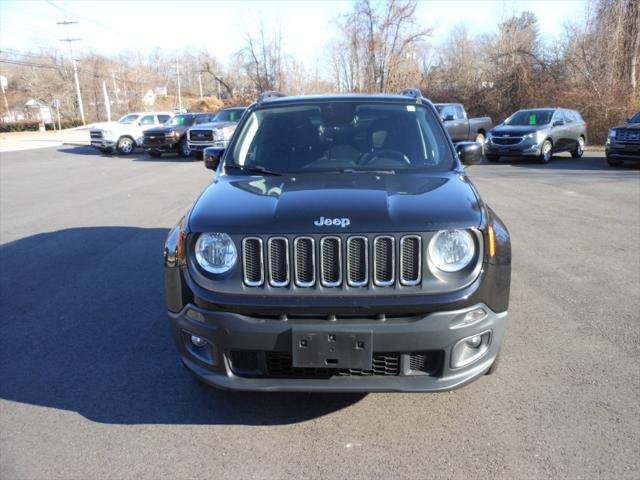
[57,20,85,125]
[198,71,204,100]
[111,71,120,105]
[0,76,12,122]
[174,59,183,112]
[102,80,111,122]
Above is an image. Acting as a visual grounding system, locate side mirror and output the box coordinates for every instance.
[203,146,225,171]
[553,120,565,126]
[456,142,483,166]
[443,114,455,122]
[625,117,631,123]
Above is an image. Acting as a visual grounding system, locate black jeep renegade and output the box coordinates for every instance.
[164,90,511,392]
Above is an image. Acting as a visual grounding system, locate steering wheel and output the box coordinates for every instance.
[357,149,411,166]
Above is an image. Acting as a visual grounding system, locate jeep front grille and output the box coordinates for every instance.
[242,234,422,289]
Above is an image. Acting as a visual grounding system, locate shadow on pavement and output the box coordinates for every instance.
[0,227,364,425]
[479,152,640,171]
[57,145,200,163]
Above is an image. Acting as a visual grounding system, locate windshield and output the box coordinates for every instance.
[629,112,640,124]
[214,109,244,122]
[504,110,554,126]
[118,114,140,124]
[165,114,194,127]
[227,101,453,174]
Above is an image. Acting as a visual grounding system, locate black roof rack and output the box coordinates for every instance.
[400,88,423,100]
[257,91,288,103]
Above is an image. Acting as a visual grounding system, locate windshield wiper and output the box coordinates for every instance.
[225,164,283,176]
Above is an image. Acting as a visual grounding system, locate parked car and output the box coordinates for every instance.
[187,107,246,155]
[606,112,640,166]
[485,108,587,163]
[434,103,492,145]
[90,112,173,154]
[142,113,217,158]
[164,89,511,393]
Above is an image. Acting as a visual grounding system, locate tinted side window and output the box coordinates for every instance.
[140,115,156,125]
[158,115,171,123]
[455,105,465,119]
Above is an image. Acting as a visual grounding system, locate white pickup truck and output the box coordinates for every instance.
[90,112,173,154]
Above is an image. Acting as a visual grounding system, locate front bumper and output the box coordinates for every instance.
[485,140,541,157]
[143,139,178,152]
[606,142,640,160]
[188,140,229,151]
[169,303,506,392]
[91,138,116,149]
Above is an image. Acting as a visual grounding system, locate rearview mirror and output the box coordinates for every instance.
[203,146,225,171]
[443,114,455,122]
[553,120,565,126]
[456,142,483,166]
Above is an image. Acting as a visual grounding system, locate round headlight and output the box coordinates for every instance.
[428,229,475,272]
[195,233,237,274]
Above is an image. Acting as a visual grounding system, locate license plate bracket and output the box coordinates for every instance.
[291,328,373,370]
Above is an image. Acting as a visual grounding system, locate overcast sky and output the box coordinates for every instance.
[0,0,588,65]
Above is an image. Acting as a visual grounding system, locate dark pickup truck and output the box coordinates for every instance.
[143,112,217,158]
[434,103,493,145]
[606,112,640,166]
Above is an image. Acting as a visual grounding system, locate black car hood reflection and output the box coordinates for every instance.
[188,172,482,234]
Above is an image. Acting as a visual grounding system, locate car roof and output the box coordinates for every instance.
[433,103,460,106]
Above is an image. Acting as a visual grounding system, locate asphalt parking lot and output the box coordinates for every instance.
[1,146,639,479]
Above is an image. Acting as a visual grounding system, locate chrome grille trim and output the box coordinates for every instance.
[267,237,290,287]
[293,237,316,287]
[346,236,368,287]
[242,237,264,286]
[373,236,395,287]
[320,236,342,287]
[400,235,422,286]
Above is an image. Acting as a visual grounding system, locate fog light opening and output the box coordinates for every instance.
[450,330,492,369]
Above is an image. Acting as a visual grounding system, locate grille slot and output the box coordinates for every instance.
[346,236,368,287]
[400,235,421,285]
[242,238,264,286]
[320,237,342,287]
[373,236,395,286]
[267,237,289,287]
[294,237,315,287]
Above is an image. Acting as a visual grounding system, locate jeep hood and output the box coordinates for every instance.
[188,172,482,234]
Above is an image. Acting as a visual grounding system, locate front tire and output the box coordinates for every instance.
[178,138,191,158]
[485,155,499,162]
[571,136,585,158]
[148,150,162,158]
[98,147,113,154]
[116,136,135,155]
[539,139,553,163]
[475,133,485,154]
